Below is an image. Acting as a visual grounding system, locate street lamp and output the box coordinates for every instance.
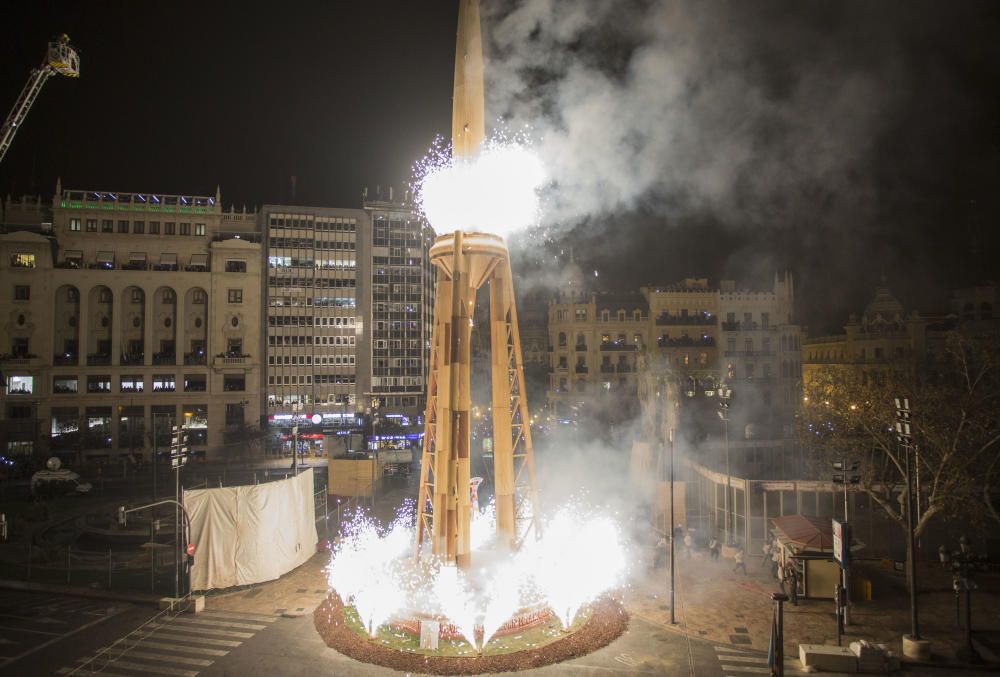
[717,384,733,546]
[833,459,860,626]
[895,396,928,659]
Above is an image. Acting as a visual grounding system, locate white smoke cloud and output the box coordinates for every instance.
[484,0,897,232]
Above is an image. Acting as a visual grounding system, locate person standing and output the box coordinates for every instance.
[733,548,747,575]
[761,539,773,567]
[709,535,720,561]
[684,530,694,559]
[777,558,786,594]
[787,561,799,606]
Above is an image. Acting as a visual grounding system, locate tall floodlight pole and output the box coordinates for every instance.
[895,396,924,656]
[669,425,676,625]
[718,385,732,545]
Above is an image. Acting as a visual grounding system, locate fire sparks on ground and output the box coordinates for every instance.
[325,498,627,652]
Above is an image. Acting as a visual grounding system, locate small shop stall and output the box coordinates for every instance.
[769,515,862,600]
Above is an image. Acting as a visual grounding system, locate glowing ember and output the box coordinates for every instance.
[326,499,627,651]
[414,132,546,237]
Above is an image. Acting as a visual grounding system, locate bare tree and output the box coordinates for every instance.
[800,332,1000,543]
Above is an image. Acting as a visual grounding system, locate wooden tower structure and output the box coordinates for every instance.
[414,0,540,568]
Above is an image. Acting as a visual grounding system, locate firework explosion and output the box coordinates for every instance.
[326,498,628,651]
[413,131,546,238]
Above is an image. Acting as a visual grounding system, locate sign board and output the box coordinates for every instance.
[832,518,849,568]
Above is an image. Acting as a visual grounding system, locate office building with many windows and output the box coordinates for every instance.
[0,184,262,463]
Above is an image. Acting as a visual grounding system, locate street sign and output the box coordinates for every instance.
[832,518,849,568]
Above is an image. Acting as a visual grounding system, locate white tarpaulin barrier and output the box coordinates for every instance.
[185,469,318,591]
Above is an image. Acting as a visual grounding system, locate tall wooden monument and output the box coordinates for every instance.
[414,0,540,569]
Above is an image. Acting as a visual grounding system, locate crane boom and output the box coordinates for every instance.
[0,35,80,165]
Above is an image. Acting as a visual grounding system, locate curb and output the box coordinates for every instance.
[0,577,163,605]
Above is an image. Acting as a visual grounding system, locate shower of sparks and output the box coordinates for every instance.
[326,498,627,651]
[413,130,546,238]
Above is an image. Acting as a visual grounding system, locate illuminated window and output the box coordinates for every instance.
[6,375,33,395]
[10,253,35,268]
[195,223,205,236]
[70,218,81,231]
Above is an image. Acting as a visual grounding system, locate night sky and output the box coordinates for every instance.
[2,1,999,333]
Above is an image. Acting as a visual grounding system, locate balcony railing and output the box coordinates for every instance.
[184,383,207,392]
[214,355,250,367]
[152,352,176,365]
[655,313,715,326]
[724,350,775,357]
[575,366,589,373]
[722,321,760,331]
[575,344,588,351]
[87,353,111,366]
[658,336,716,348]
[53,353,78,366]
[1,355,40,367]
[184,352,207,365]
[599,342,637,351]
[616,365,632,373]
[600,365,616,373]
[120,353,144,366]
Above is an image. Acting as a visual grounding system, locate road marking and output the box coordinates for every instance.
[75,657,199,677]
[0,623,62,636]
[131,640,229,656]
[721,666,770,674]
[95,648,213,666]
[718,654,769,663]
[167,616,266,630]
[146,631,242,647]
[2,608,126,666]
[200,609,277,623]
[58,668,137,677]
[149,621,254,638]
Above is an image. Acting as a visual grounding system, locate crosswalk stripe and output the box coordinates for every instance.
[719,655,768,664]
[132,640,228,657]
[95,649,213,667]
[715,645,762,654]
[199,610,277,623]
[166,616,266,631]
[75,657,198,677]
[721,666,770,674]
[58,667,136,677]
[149,621,254,639]
[146,631,242,647]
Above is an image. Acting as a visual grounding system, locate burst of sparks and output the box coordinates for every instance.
[413,131,546,238]
[326,498,626,651]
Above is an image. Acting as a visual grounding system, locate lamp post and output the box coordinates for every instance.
[895,396,928,659]
[717,385,733,545]
[833,458,860,626]
[291,402,301,475]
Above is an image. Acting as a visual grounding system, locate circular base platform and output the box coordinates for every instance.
[314,592,628,675]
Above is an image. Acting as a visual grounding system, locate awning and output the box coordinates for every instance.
[160,253,177,265]
[189,253,208,267]
[770,515,832,554]
[129,252,147,262]
[97,251,115,263]
[64,249,82,259]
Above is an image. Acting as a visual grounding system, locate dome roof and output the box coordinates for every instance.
[863,284,904,324]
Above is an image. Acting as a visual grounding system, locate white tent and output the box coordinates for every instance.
[185,469,318,590]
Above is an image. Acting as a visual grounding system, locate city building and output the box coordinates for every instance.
[0,183,263,463]
[261,195,433,456]
[548,266,803,477]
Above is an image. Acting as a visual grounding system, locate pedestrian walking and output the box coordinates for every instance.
[761,539,772,567]
[709,535,720,561]
[653,532,667,569]
[684,530,694,559]
[733,548,747,575]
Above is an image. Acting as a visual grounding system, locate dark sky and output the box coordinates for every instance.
[3,1,999,333]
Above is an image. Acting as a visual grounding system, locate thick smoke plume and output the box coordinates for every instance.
[483,0,898,234]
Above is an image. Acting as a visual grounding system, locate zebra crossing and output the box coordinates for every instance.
[57,609,278,676]
[714,643,807,676]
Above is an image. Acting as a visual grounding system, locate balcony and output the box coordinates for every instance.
[575,365,589,373]
[616,364,632,373]
[152,352,176,365]
[575,344,588,351]
[600,365,616,374]
[120,352,144,366]
[1,354,40,368]
[87,353,111,366]
[213,354,252,371]
[184,351,207,365]
[658,336,716,348]
[53,353,78,366]
[599,342,637,352]
[724,350,775,358]
[655,313,715,326]
[722,321,759,331]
